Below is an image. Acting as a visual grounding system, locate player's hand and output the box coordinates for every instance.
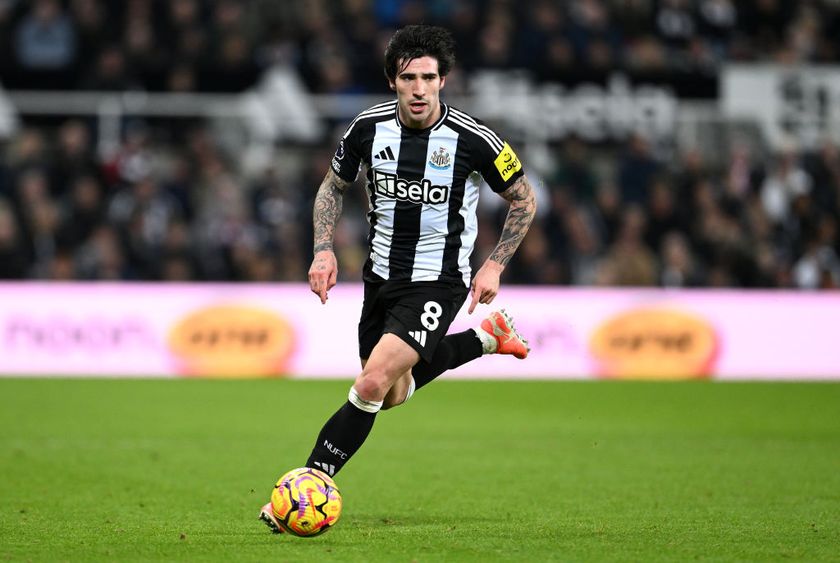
[468,260,503,314]
[308,250,338,304]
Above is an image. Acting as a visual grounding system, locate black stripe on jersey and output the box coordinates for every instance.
[441,134,468,279]
[365,168,379,274]
[343,101,397,138]
[448,107,504,147]
[387,130,430,279]
[447,111,503,153]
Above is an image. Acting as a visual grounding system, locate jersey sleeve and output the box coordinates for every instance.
[330,125,364,182]
[475,137,525,193]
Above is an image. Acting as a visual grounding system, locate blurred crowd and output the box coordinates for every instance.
[2,118,839,289]
[1,0,840,289]
[4,0,840,92]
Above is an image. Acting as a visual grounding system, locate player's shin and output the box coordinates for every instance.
[305,387,381,476]
[410,330,483,391]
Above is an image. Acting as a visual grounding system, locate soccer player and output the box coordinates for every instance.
[261,24,536,532]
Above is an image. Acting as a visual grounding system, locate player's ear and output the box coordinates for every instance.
[440,75,446,90]
[388,79,396,91]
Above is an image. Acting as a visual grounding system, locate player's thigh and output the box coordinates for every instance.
[355,333,419,398]
[358,279,386,362]
[360,333,419,381]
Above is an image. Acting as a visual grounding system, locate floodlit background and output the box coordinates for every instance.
[0,0,839,379]
[3,0,840,287]
[2,4,840,562]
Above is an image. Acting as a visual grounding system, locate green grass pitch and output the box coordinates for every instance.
[1,379,839,562]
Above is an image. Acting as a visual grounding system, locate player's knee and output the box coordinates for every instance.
[353,369,391,403]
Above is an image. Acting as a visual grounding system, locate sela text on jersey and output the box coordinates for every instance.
[373,170,450,204]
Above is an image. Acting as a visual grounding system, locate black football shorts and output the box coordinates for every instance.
[358,278,469,363]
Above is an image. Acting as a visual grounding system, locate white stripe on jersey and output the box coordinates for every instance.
[447,108,502,285]
[459,173,482,286]
[411,124,459,282]
[368,120,402,280]
[343,101,397,138]
[448,108,504,152]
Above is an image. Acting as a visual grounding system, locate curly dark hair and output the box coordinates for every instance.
[383,25,456,82]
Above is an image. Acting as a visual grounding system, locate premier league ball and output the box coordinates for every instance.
[269,467,342,537]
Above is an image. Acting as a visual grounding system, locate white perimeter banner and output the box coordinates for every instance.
[722,64,840,150]
[0,283,838,380]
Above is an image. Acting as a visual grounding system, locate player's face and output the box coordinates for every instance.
[389,56,446,129]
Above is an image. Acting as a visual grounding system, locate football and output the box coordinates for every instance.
[269,467,342,537]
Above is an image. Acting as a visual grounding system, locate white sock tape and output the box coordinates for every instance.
[348,386,383,413]
[404,377,416,404]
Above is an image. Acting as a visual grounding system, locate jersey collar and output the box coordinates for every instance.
[394,102,449,132]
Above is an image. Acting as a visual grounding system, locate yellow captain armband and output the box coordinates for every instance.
[493,142,522,182]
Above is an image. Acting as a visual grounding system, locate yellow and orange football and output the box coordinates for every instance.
[269,467,342,537]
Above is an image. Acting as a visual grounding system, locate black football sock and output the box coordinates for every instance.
[305,389,380,477]
[411,329,483,390]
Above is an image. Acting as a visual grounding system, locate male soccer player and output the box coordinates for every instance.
[261,24,536,532]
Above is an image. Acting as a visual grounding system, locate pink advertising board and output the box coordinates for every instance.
[0,283,838,380]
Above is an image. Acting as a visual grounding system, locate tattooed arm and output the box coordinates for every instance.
[308,169,352,304]
[468,174,537,314]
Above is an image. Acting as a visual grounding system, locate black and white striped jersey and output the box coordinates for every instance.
[330,100,524,286]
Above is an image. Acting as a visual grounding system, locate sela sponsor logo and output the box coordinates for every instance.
[373,169,449,204]
[471,72,677,142]
[493,142,522,181]
[428,146,451,170]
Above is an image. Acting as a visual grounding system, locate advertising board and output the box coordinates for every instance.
[1,283,837,380]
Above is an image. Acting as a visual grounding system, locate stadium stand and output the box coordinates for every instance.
[1,0,839,287]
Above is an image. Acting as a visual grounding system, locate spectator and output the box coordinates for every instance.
[81,44,136,90]
[697,0,737,58]
[14,0,76,70]
[654,0,697,52]
[660,231,705,287]
[70,0,108,68]
[618,134,661,206]
[565,206,601,285]
[57,175,105,249]
[123,17,167,78]
[760,145,812,226]
[107,176,183,278]
[550,136,598,204]
[792,231,840,289]
[0,0,17,69]
[76,224,126,279]
[50,120,99,196]
[597,205,658,286]
[644,177,684,253]
[0,197,29,278]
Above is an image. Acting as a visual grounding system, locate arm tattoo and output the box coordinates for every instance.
[488,175,537,267]
[312,169,351,254]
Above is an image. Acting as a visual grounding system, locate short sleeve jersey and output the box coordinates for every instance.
[330,101,524,286]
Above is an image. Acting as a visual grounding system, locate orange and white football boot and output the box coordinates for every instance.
[479,309,530,359]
